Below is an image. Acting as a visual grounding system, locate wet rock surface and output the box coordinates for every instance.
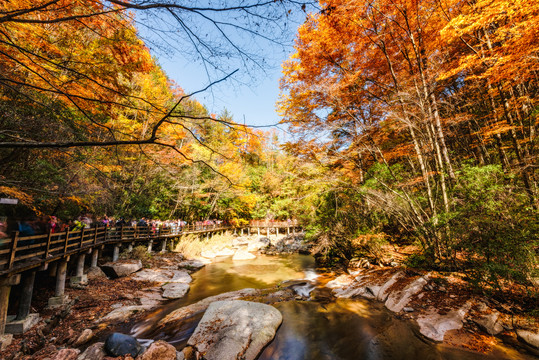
[104,332,143,357]
[100,260,142,278]
[186,300,282,360]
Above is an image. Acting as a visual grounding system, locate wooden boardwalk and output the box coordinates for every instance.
[0,220,302,347]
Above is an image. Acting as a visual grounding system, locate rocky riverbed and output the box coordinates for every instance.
[0,232,537,359]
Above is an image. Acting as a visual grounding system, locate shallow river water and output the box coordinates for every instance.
[130,255,533,360]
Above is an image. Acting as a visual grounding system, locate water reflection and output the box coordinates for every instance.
[130,255,532,360]
[259,300,532,360]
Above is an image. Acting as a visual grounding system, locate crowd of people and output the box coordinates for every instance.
[0,215,230,239]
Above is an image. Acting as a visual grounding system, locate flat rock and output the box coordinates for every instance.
[158,288,260,327]
[178,259,205,270]
[200,250,217,259]
[474,311,503,335]
[77,342,106,360]
[138,340,177,360]
[376,271,404,302]
[86,266,107,280]
[53,349,80,360]
[384,276,428,313]
[215,248,235,256]
[100,260,142,278]
[232,249,256,261]
[516,329,539,349]
[187,300,282,360]
[98,305,148,323]
[162,283,190,299]
[326,274,354,289]
[132,269,192,284]
[416,302,471,341]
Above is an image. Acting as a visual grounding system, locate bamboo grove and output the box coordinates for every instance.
[278,0,538,287]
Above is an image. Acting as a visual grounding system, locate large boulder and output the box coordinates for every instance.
[384,276,428,313]
[516,329,539,350]
[100,260,142,278]
[104,332,143,357]
[132,269,192,284]
[158,288,260,327]
[86,266,106,280]
[162,283,190,299]
[187,300,282,360]
[247,238,270,252]
[473,312,504,335]
[77,342,106,360]
[138,340,177,360]
[232,249,256,261]
[416,302,471,342]
[215,248,235,257]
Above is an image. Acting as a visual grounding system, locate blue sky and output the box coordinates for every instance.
[159,56,286,128]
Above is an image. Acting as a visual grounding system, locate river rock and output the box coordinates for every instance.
[200,250,217,259]
[86,266,107,280]
[416,302,471,341]
[104,332,143,357]
[77,342,106,360]
[516,329,539,349]
[232,249,256,260]
[72,328,93,347]
[247,237,270,252]
[376,271,404,301]
[384,276,428,313]
[178,259,205,271]
[187,300,282,360]
[138,340,176,360]
[98,305,148,323]
[53,349,80,360]
[162,283,190,299]
[100,260,142,278]
[326,274,354,289]
[473,311,503,335]
[132,269,192,284]
[158,288,260,328]
[215,248,235,256]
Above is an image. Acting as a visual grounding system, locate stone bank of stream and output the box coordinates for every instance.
[127,252,534,360]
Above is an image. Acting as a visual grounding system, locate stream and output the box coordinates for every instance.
[129,254,533,360]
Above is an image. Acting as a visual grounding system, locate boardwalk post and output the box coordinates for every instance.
[44,228,52,259]
[71,253,87,286]
[128,243,133,252]
[6,270,39,334]
[48,258,69,307]
[0,274,20,349]
[8,232,19,270]
[79,228,85,249]
[63,228,70,254]
[161,239,167,253]
[91,248,99,267]
[112,245,120,262]
[16,271,35,320]
[93,227,98,245]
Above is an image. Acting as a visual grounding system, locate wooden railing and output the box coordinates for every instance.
[0,224,229,275]
[0,221,302,276]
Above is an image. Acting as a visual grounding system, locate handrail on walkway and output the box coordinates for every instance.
[0,222,302,276]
